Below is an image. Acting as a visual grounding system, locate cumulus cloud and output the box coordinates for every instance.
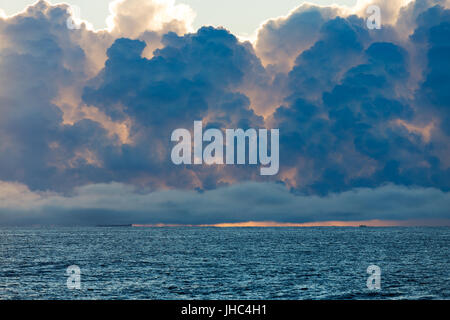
[107,0,196,58]
[0,1,120,192]
[352,0,415,24]
[0,0,450,225]
[255,3,341,73]
[81,29,269,189]
[0,180,449,226]
[107,0,195,36]
[269,0,450,194]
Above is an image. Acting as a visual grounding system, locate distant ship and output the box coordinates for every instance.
[359,225,368,228]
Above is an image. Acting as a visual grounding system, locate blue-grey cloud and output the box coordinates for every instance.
[255,4,340,73]
[0,0,449,225]
[0,181,449,226]
[272,2,450,195]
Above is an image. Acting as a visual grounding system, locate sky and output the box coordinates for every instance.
[0,0,357,37]
[0,0,450,226]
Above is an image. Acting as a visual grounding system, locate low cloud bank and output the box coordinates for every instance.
[0,181,448,226]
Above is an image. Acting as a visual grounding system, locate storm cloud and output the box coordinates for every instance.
[0,0,449,225]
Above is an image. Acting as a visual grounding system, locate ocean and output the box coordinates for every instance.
[0,227,449,299]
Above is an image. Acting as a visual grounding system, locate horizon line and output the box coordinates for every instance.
[131,219,450,228]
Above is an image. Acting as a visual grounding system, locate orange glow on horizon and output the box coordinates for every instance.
[132,219,450,228]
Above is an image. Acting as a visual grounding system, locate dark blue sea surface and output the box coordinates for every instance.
[0,227,449,299]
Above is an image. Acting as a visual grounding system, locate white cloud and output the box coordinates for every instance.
[351,0,415,24]
[255,3,341,72]
[106,0,196,37]
[253,0,441,73]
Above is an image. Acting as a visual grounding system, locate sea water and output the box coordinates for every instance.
[0,227,449,299]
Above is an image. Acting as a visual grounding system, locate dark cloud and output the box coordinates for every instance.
[0,181,449,226]
[84,28,265,128]
[0,1,449,225]
[286,16,369,102]
[0,2,116,191]
[82,27,267,189]
[272,3,450,195]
